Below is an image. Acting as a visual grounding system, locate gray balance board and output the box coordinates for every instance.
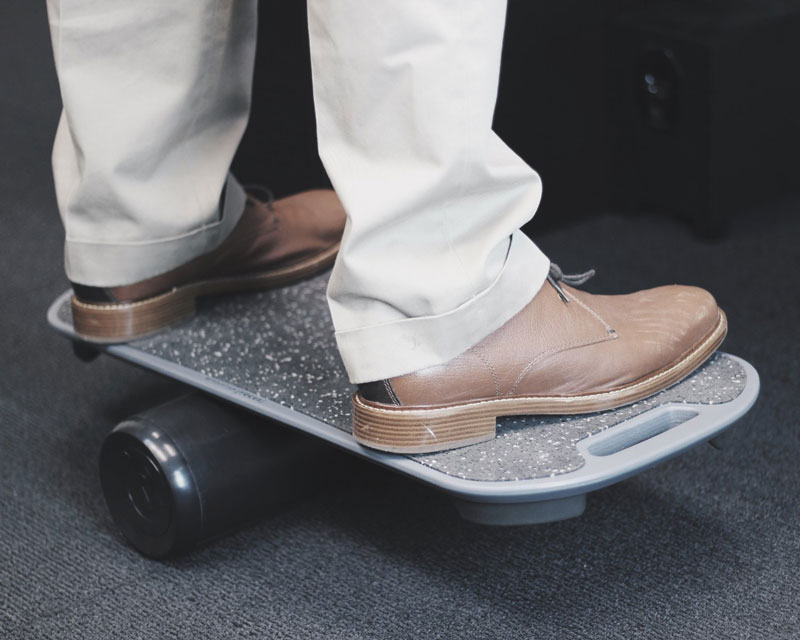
[48,274,759,526]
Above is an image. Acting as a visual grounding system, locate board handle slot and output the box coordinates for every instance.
[586,408,699,457]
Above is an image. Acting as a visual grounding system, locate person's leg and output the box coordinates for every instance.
[309,0,727,453]
[47,0,257,287]
[47,0,346,342]
[308,0,551,384]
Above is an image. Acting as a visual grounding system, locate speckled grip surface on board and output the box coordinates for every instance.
[57,273,746,482]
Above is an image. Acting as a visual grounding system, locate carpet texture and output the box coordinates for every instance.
[1,3,798,639]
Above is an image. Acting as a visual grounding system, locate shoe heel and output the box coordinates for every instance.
[71,289,196,343]
[352,395,497,454]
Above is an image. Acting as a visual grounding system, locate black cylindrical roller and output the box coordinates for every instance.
[99,393,333,558]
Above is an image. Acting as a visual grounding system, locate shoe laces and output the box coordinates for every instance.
[243,184,276,211]
[547,263,596,302]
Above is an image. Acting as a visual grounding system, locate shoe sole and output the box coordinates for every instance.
[352,309,728,454]
[71,243,340,343]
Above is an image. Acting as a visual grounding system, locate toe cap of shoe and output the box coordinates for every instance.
[287,189,347,245]
[641,284,720,355]
[560,284,723,393]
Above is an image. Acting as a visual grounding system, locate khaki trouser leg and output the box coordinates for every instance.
[308,0,550,383]
[47,0,257,286]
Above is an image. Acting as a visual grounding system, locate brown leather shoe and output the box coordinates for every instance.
[70,189,345,342]
[353,265,728,453]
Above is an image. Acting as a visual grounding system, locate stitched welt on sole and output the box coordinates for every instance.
[352,309,727,454]
[71,243,339,343]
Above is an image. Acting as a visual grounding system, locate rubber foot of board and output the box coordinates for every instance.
[708,426,736,450]
[72,341,100,362]
[453,494,587,526]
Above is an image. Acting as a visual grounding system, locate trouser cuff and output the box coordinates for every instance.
[334,231,550,384]
[65,175,246,287]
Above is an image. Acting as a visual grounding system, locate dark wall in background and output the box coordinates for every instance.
[229,1,800,236]
[609,1,800,236]
[497,0,611,232]
[231,2,326,198]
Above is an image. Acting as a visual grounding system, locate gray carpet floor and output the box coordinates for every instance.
[2,3,799,639]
